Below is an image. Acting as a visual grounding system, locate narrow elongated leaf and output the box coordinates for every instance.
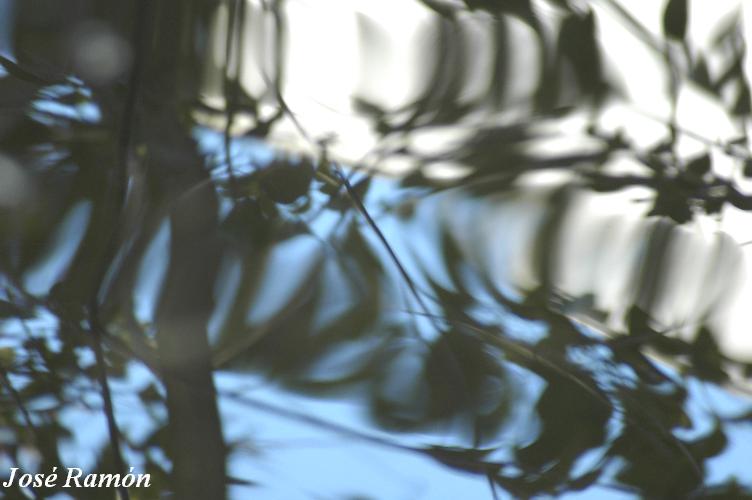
[663,0,688,40]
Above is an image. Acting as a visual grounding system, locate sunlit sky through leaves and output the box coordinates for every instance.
[202,0,752,358]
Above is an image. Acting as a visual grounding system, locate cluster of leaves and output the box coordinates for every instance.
[0,0,751,499]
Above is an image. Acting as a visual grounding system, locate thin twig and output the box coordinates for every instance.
[88,312,130,500]
[596,0,664,54]
[0,368,36,439]
[333,165,439,326]
[81,1,152,498]
[222,0,245,198]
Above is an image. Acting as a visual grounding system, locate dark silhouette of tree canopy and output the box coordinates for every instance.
[0,0,752,498]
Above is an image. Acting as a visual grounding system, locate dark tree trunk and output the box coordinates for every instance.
[139,1,226,498]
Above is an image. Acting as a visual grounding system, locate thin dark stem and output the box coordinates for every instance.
[89,313,130,500]
[597,0,664,54]
[333,165,440,328]
[118,0,149,190]
[486,473,501,500]
[222,0,244,198]
[259,49,443,329]
[223,390,512,474]
[81,2,151,499]
[0,368,36,438]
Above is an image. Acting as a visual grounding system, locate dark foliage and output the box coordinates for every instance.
[0,0,751,499]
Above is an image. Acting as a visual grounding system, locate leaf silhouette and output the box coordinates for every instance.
[663,0,688,40]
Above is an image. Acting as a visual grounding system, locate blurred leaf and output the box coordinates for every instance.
[663,0,688,40]
[690,56,713,89]
[690,327,727,383]
[568,470,601,492]
[559,9,604,99]
[464,0,536,25]
[0,54,57,85]
[516,367,610,486]
[0,299,33,319]
[733,83,751,116]
[423,446,495,475]
[258,159,315,205]
[424,329,507,422]
[743,159,752,178]
[0,347,15,368]
[685,153,711,178]
[648,188,693,224]
[688,420,728,461]
[220,198,273,248]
